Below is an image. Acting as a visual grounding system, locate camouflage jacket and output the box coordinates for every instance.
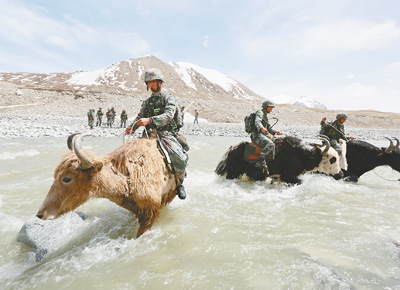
[320,120,345,141]
[252,110,276,136]
[132,89,178,133]
[120,112,128,120]
[87,111,95,120]
[96,110,103,117]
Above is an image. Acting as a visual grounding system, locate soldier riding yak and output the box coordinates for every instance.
[320,113,354,171]
[125,69,188,199]
[216,101,342,184]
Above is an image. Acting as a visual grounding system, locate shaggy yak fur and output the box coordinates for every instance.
[344,139,400,182]
[215,136,341,185]
[36,136,177,238]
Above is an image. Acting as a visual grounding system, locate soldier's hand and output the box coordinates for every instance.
[321,117,327,122]
[125,127,133,135]
[274,131,283,135]
[260,128,269,135]
[135,118,152,127]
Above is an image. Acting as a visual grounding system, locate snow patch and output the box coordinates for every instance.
[67,68,106,86]
[170,62,197,90]
[175,62,237,92]
[271,95,328,110]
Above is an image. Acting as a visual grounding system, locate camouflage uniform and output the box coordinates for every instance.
[320,120,345,154]
[251,110,276,158]
[96,108,103,126]
[110,107,116,126]
[193,110,199,125]
[120,110,128,128]
[87,109,95,129]
[106,110,112,128]
[131,88,188,182]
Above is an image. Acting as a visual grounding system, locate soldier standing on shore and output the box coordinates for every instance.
[87,109,95,129]
[96,107,103,127]
[194,109,199,125]
[120,110,128,128]
[110,107,116,127]
[106,109,112,128]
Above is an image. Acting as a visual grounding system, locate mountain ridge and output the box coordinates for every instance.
[0,55,262,103]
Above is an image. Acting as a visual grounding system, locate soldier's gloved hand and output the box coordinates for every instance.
[125,127,134,135]
[135,118,152,127]
[348,136,355,140]
[260,128,269,135]
[321,117,327,122]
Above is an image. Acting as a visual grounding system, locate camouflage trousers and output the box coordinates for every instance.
[251,133,275,159]
[329,139,342,154]
[158,133,189,184]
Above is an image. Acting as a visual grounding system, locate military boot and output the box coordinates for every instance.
[255,154,269,175]
[176,184,187,200]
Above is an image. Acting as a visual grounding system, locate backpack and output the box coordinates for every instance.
[244,112,256,133]
[174,105,184,129]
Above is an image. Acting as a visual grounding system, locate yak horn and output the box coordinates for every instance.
[67,133,81,151]
[385,137,394,150]
[318,137,330,154]
[318,135,330,154]
[72,133,94,169]
[322,139,330,154]
[392,137,400,149]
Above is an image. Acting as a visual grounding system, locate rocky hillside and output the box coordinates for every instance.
[1,55,400,128]
[0,56,261,102]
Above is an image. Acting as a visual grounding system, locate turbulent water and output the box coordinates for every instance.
[1,136,400,290]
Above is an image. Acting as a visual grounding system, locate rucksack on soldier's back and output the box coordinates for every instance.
[174,105,184,129]
[244,112,256,133]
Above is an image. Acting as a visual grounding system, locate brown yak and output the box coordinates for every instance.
[36,133,177,238]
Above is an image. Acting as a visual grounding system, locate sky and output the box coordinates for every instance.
[1,0,400,112]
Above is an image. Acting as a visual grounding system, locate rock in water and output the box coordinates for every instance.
[17,211,87,262]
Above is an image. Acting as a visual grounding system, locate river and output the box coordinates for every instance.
[1,136,400,289]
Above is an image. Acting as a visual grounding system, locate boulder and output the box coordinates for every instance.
[17,211,87,262]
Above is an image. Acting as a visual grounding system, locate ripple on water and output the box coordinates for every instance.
[1,136,400,289]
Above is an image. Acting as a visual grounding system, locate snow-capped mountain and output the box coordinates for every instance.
[0,56,261,102]
[271,95,328,110]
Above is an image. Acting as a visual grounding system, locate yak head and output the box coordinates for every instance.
[36,133,105,220]
[381,137,400,173]
[315,137,342,178]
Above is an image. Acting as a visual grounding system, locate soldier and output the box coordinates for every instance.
[110,107,116,127]
[87,109,95,129]
[125,68,188,200]
[320,113,353,154]
[106,109,112,128]
[96,107,103,127]
[250,101,283,172]
[120,109,128,128]
[193,109,199,125]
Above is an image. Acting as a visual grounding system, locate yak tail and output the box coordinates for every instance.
[215,148,231,175]
[215,142,248,178]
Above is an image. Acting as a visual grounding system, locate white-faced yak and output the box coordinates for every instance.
[215,136,342,185]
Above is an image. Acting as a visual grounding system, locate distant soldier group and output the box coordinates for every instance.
[86,107,129,129]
